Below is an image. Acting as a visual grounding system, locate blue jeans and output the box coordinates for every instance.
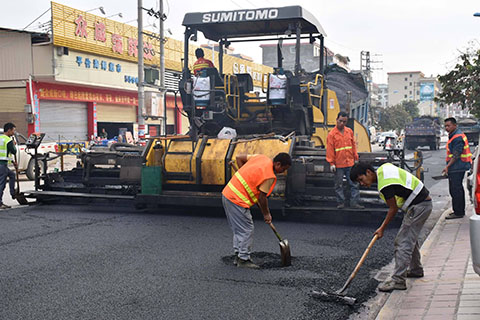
[0,164,15,205]
[334,166,360,205]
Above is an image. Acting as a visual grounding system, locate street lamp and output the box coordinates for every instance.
[86,7,106,15]
[106,13,123,19]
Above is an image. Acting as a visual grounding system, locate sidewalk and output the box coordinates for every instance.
[376,204,479,319]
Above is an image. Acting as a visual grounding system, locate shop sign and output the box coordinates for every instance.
[52,2,158,65]
[36,82,138,106]
[75,55,122,73]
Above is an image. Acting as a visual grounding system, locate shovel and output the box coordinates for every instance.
[269,222,291,267]
[312,234,379,305]
[13,154,28,205]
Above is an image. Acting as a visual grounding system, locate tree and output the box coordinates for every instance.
[402,100,420,119]
[437,48,480,118]
[378,104,412,132]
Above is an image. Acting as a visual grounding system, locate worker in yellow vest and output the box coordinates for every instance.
[350,162,432,292]
[0,122,17,209]
[443,117,472,219]
[222,153,291,269]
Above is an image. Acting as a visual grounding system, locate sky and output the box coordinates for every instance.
[2,0,480,84]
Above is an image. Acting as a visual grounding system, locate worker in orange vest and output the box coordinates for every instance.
[222,153,292,269]
[192,48,215,76]
[443,117,472,219]
[326,111,363,209]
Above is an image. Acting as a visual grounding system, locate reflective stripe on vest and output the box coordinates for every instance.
[233,171,258,204]
[226,180,253,207]
[446,133,472,163]
[0,135,12,161]
[335,146,353,152]
[377,163,424,211]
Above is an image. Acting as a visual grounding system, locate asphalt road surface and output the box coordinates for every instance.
[0,146,452,320]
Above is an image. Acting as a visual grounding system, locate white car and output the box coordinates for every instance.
[469,146,480,276]
[0,129,57,180]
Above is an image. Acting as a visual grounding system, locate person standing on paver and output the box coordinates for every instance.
[443,117,472,220]
[326,111,363,209]
[0,123,17,210]
[222,153,291,269]
[192,48,215,76]
[350,162,432,292]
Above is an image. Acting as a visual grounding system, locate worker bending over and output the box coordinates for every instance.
[350,162,432,292]
[222,153,292,269]
[326,111,363,209]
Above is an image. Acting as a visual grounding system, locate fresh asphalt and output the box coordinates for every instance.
[0,146,453,320]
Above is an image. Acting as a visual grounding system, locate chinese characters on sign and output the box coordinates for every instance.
[74,14,154,60]
[75,56,122,73]
[74,15,88,38]
[38,87,138,105]
[94,22,106,42]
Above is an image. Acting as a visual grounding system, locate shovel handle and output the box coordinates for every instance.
[229,161,239,172]
[337,234,379,295]
[269,222,283,242]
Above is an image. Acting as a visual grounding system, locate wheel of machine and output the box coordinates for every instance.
[430,143,436,151]
[26,157,45,181]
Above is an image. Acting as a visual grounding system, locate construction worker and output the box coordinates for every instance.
[0,123,17,209]
[350,162,432,292]
[443,117,472,219]
[222,153,292,269]
[192,48,215,76]
[326,111,363,209]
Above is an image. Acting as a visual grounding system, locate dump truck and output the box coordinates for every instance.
[25,6,423,223]
[404,116,441,150]
[457,117,480,146]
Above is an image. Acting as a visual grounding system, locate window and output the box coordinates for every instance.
[410,74,412,77]
[409,82,412,86]
[405,77,408,81]
[417,91,419,95]
[404,86,407,90]
[404,94,407,98]
[409,91,412,94]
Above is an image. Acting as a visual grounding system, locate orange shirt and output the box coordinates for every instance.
[326,126,358,168]
[192,57,215,76]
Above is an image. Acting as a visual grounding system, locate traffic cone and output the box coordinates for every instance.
[385,137,392,150]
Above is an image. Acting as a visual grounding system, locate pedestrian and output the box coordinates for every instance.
[442,117,472,219]
[326,111,363,209]
[192,48,215,76]
[222,152,292,269]
[0,123,17,209]
[99,128,108,139]
[350,162,432,292]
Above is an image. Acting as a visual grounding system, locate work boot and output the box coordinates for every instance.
[233,255,239,266]
[336,203,345,209]
[445,213,464,220]
[350,203,365,209]
[407,269,424,278]
[11,194,16,200]
[0,204,11,209]
[237,258,260,269]
[378,279,407,292]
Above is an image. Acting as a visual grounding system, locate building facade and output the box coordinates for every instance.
[387,71,424,107]
[378,84,388,108]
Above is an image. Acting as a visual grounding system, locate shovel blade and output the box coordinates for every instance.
[279,239,291,266]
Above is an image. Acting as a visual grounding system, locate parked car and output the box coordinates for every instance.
[469,146,480,276]
[0,129,57,180]
[378,131,398,146]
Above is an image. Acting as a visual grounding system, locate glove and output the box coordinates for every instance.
[330,164,336,172]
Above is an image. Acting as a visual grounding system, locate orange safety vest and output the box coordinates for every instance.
[192,58,215,76]
[446,133,472,163]
[326,126,358,168]
[222,155,277,208]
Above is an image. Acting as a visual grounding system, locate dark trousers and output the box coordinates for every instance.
[0,164,15,205]
[448,171,466,216]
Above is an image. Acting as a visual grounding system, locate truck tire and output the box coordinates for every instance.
[26,158,45,181]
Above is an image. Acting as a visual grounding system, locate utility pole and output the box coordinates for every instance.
[159,0,166,135]
[137,0,146,141]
